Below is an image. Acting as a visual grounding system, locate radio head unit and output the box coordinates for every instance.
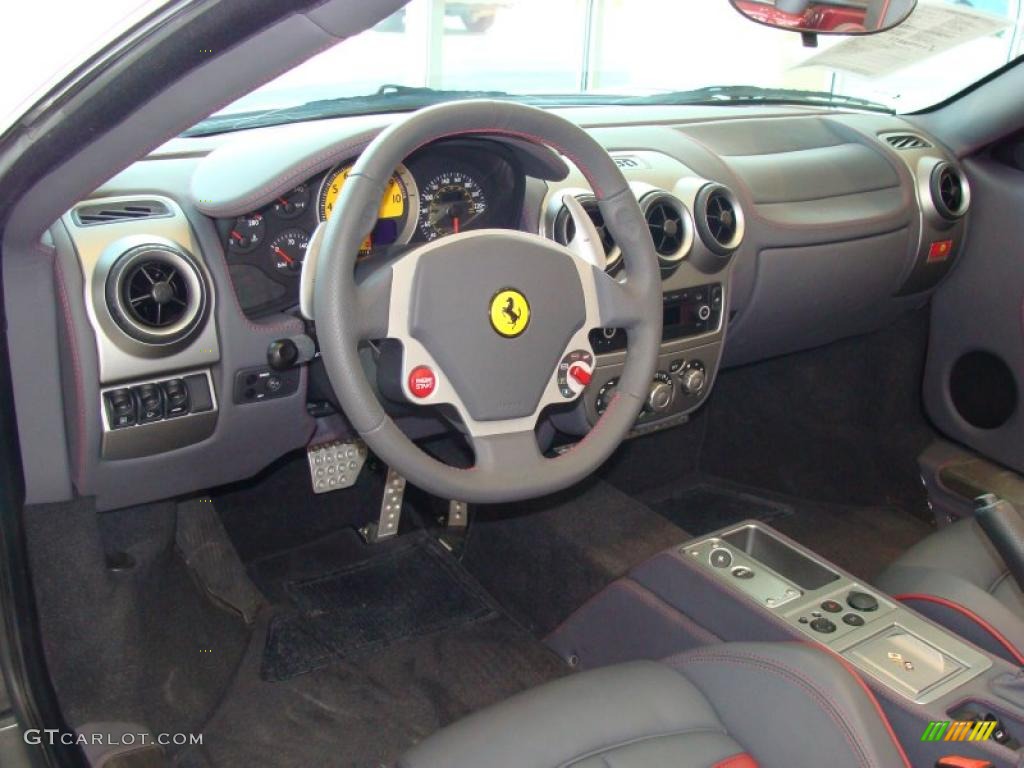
[591,282,723,353]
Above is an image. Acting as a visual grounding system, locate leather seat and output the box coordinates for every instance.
[399,642,909,768]
[877,516,1024,665]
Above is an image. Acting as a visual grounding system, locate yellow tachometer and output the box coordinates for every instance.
[317,162,418,256]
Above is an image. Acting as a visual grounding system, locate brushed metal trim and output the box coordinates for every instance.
[99,368,218,459]
[63,194,220,384]
[683,521,991,705]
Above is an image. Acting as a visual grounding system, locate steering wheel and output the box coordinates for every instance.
[314,101,661,503]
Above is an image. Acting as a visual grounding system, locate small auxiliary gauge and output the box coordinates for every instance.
[228,213,265,253]
[272,184,310,220]
[269,229,309,273]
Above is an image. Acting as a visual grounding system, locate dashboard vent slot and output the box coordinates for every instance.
[105,244,207,346]
[640,192,692,266]
[884,134,931,151]
[73,199,171,226]
[696,184,743,256]
[554,194,621,271]
[930,162,969,220]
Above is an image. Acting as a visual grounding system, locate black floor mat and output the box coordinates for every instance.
[180,530,569,768]
[261,535,496,680]
[647,482,793,535]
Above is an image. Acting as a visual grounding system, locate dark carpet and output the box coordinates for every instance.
[600,308,937,581]
[176,529,569,768]
[601,308,937,526]
[214,451,392,562]
[461,477,689,636]
[261,535,496,680]
[24,499,250,741]
[647,480,794,535]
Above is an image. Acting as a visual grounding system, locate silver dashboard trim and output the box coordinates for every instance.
[63,194,220,384]
[99,368,218,460]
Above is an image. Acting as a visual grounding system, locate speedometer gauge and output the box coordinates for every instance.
[418,171,487,241]
[317,162,418,256]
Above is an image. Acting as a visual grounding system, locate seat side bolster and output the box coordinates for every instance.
[398,660,734,768]
[671,642,911,768]
[879,565,1024,665]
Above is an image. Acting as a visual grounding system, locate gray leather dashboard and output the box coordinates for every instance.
[34,104,968,509]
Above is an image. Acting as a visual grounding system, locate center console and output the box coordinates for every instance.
[685,524,991,705]
[547,521,1024,767]
[542,150,743,439]
[586,283,725,436]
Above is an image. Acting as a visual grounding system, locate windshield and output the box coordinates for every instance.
[1,0,164,128]
[194,0,1024,134]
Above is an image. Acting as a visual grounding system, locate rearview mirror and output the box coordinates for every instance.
[730,0,917,35]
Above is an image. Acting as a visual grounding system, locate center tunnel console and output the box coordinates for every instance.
[547,521,1024,768]
[685,525,990,705]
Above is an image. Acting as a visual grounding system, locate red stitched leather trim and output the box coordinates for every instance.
[799,642,913,768]
[684,647,905,768]
[893,593,1024,666]
[714,752,758,768]
[935,755,996,768]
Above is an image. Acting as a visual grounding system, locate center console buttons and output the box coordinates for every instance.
[810,617,837,634]
[843,613,865,627]
[821,599,842,613]
[709,548,733,569]
[848,591,879,612]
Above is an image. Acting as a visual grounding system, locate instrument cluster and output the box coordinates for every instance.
[221,140,523,317]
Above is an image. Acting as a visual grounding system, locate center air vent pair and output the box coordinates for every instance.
[552,184,743,274]
[102,242,209,350]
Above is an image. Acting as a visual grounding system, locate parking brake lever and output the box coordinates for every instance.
[975,494,1024,592]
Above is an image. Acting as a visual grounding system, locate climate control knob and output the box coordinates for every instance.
[645,374,675,413]
[679,366,707,396]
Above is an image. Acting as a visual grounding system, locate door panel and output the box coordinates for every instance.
[924,151,1024,472]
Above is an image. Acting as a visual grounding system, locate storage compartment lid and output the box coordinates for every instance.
[844,624,966,699]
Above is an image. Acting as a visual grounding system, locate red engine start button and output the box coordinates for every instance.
[408,366,436,399]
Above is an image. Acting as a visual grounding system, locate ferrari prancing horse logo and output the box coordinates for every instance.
[489,289,530,338]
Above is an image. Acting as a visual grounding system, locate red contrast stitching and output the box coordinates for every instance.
[679,647,910,768]
[801,642,913,768]
[893,593,1024,666]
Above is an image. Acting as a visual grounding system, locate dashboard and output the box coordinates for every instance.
[218,140,524,316]
[38,104,971,510]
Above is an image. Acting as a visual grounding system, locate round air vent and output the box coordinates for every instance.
[640,191,693,267]
[553,194,622,271]
[930,162,969,220]
[695,183,744,256]
[105,244,207,346]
